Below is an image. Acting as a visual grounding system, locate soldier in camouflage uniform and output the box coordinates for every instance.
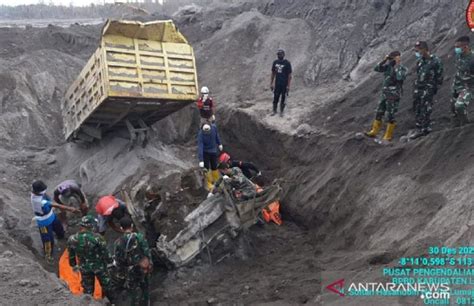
[451,36,474,126]
[365,51,408,141]
[210,165,257,201]
[114,216,152,306]
[67,215,114,302]
[411,41,443,139]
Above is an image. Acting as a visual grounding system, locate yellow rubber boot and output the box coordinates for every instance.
[383,122,396,141]
[365,119,382,137]
[206,171,214,190]
[211,170,220,185]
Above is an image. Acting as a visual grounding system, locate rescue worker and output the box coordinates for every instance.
[411,41,443,139]
[30,180,77,263]
[218,152,261,180]
[95,195,131,235]
[53,179,88,215]
[451,36,474,126]
[209,164,257,201]
[196,86,216,125]
[67,215,114,302]
[270,49,292,117]
[198,123,223,190]
[114,217,152,306]
[365,51,408,141]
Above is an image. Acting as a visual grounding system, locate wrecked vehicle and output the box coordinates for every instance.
[122,170,282,268]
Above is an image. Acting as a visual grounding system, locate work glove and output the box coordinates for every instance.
[270,84,274,92]
[72,265,80,273]
[211,114,216,122]
[207,192,214,199]
[257,171,262,177]
[218,145,223,151]
[199,161,204,168]
[107,260,116,269]
[286,87,290,96]
[223,175,231,182]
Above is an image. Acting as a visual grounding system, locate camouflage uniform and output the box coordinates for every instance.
[413,54,443,133]
[451,51,474,124]
[215,167,257,201]
[67,227,113,299]
[374,61,408,123]
[114,232,152,306]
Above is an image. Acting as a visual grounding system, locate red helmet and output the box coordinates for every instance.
[219,152,231,164]
[95,195,119,216]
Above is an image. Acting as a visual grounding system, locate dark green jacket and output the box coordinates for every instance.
[114,232,151,268]
[415,54,443,90]
[453,51,474,92]
[374,61,407,92]
[67,230,112,273]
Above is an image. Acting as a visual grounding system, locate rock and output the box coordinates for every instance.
[296,123,312,136]
[399,136,409,143]
[46,158,57,165]
[244,285,250,290]
[1,250,13,257]
[32,289,40,295]
[207,297,217,304]
[354,132,364,140]
[18,279,30,286]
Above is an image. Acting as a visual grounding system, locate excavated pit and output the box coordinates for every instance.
[0,1,473,305]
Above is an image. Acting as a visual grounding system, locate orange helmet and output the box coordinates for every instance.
[95,195,119,216]
[219,152,231,164]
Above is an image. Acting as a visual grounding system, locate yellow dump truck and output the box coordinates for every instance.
[62,19,198,142]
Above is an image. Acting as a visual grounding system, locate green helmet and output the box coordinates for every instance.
[80,215,96,228]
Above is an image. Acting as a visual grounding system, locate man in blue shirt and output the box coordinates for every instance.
[31,180,77,263]
[198,123,223,190]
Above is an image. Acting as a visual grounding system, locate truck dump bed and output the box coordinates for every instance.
[62,19,198,141]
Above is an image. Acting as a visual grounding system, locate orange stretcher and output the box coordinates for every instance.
[59,249,103,299]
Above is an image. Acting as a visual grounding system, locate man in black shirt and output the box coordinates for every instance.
[271,49,292,117]
[218,152,261,179]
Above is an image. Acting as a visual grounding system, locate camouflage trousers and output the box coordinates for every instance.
[125,267,150,306]
[81,270,112,300]
[451,88,472,116]
[375,89,401,123]
[413,88,435,132]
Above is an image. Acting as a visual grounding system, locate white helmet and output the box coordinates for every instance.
[201,86,209,94]
[202,124,211,132]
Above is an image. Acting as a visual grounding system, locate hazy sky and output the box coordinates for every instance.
[0,0,163,6]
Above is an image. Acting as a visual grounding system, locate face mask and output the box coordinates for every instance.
[415,52,421,59]
[455,47,463,55]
